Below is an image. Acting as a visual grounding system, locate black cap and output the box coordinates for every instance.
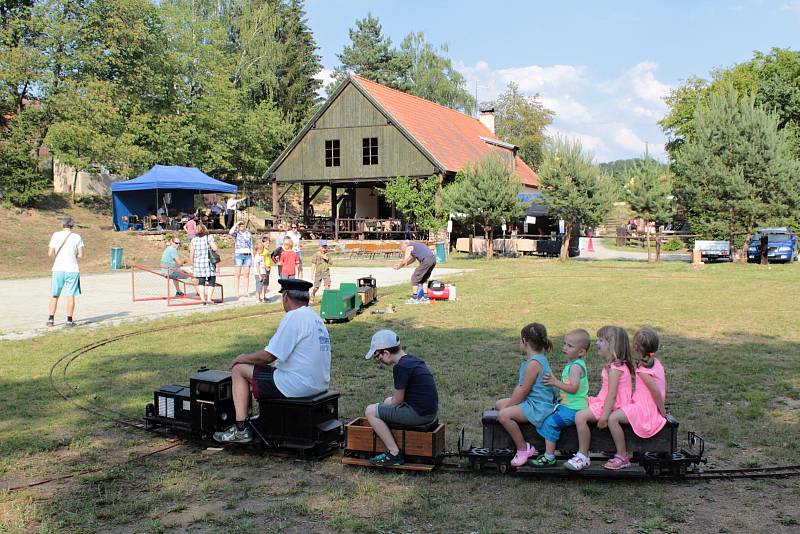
[278,278,313,293]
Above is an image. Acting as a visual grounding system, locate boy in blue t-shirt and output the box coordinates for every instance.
[364,329,438,466]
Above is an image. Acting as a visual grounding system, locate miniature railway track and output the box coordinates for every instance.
[42,306,800,488]
[686,465,800,480]
[48,307,288,429]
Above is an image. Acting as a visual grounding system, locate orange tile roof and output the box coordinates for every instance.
[351,75,539,188]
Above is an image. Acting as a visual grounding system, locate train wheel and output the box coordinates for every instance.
[498,462,510,474]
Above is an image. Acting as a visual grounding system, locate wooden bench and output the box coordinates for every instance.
[480,409,678,457]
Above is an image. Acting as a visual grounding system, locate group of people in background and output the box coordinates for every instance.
[159,219,333,305]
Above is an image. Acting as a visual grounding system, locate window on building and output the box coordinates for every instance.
[362,137,378,165]
[325,139,340,167]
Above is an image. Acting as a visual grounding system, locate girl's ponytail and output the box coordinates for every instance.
[522,322,553,353]
[634,327,659,368]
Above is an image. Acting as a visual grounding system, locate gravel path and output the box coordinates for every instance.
[0,266,466,340]
[577,238,691,262]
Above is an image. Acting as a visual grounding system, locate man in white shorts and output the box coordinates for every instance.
[47,218,84,327]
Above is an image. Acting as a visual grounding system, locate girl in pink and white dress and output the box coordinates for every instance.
[565,325,634,471]
[604,327,668,470]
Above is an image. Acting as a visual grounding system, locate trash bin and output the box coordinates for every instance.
[111,247,124,270]
[435,242,447,263]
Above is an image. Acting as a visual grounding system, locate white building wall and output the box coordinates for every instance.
[53,160,126,196]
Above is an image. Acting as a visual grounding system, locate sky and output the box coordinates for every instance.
[305,0,800,162]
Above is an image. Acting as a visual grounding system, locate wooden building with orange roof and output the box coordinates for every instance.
[266,74,539,239]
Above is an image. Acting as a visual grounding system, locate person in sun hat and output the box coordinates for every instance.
[309,239,332,303]
[214,278,331,444]
[363,329,439,466]
[47,217,84,327]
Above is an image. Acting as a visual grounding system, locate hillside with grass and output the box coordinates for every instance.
[0,195,172,279]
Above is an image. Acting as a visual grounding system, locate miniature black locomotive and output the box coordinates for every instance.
[145,368,343,456]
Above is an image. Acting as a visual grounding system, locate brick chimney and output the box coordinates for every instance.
[479,106,495,134]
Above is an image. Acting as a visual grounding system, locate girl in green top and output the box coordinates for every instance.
[530,329,592,467]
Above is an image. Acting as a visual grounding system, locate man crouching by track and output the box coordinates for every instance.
[214,278,332,443]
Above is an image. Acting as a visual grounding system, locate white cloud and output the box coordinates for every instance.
[547,127,609,160]
[779,1,800,11]
[600,61,671,106]
[455,59,672,161]
[314,68,335,97]
[457,60,587,101]
[539,94,592,123]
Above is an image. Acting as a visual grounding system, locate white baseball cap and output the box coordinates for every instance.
[365,329,400,359]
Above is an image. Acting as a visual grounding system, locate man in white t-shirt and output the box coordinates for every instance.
[225,195,245,229]
[213,278,332,443]
[47,218,85,327]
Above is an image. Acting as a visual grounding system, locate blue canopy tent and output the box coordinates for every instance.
[111,165,237,230]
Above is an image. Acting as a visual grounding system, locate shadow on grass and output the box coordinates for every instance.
[2,320,799,532]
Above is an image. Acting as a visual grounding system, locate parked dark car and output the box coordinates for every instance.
[747,228,798,263]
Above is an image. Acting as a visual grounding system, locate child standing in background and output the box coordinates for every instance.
[253,243,268,302]
[605,327,668,470]
[531,329,591,467]
[310,240,332,303]
[495,323,558,467]
[565,325,633,471]
[278,237,301,279]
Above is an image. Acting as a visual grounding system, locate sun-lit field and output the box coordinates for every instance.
[1,257,799,532]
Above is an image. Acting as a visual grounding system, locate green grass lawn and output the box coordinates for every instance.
[1,257,799,533]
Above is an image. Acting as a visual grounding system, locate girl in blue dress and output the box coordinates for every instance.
[495,322,558,467]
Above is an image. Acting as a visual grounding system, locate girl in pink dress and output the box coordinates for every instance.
[605,327,667,470]
[565,325,633,471]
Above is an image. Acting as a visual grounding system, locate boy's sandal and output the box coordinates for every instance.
[529,454,556,467]
[603,454,631,470]
[564,455,591,471]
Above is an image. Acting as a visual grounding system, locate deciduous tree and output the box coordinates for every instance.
[494,82,554,169]
[383,175,446,233]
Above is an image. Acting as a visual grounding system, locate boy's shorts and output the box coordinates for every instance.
[538,405,579,443]
[313,270,331,289]
[377,402,436,427]
[255,274,267,292]
[51,271,81,297]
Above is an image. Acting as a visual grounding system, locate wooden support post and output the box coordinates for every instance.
[272,180,278,216]
[303,183,310,226]
[332,184,338,240]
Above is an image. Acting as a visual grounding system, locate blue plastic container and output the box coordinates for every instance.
[435,242,447,263]
[111,247,124,270]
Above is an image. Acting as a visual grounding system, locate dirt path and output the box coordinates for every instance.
[0,266,465,339]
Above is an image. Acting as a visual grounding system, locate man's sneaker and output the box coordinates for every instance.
[213,425,253,444]
[369,450,404,466]
[405,297,420,305]
[175,291,185,297]
[564,453,591,471]
[65,320,77,327]
[46,319,54,327]
[418,296,431,304]
[529,454,557,468]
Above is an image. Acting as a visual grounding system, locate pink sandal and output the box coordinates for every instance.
[510,443,538,467]
[603,454,631,470]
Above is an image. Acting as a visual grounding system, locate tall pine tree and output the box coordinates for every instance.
[674,83,800,257]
